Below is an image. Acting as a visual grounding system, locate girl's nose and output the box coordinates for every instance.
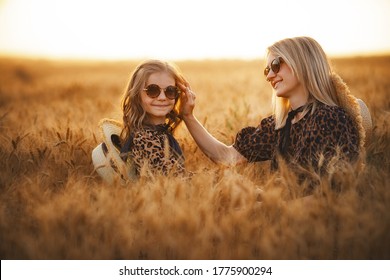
[156,89,167,100]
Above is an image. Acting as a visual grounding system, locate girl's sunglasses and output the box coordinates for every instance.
[143,84,180,100]
[264,57,284,77]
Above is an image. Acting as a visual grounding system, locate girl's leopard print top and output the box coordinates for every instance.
[121,124,185,177]
[233,103,360,172]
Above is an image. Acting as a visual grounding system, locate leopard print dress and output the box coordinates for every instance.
[120,124,185,177]
[233,103,360,172]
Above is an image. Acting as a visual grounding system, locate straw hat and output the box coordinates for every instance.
[91,118,136,184]
[357,98,373,140]
[331,72,373,172]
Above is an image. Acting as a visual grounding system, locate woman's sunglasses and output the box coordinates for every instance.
[264,57,284,77]
[143,84,180,100]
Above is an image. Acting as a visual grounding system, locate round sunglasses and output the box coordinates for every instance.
[143,84,180,100]
[264,57,284,77]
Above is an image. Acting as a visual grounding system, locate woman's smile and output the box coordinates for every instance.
[271,79,282,89]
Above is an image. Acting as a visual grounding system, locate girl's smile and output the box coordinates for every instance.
[141,71,176,125]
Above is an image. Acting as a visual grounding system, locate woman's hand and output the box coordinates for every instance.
[177,81,246,165]
[178,81,196,120]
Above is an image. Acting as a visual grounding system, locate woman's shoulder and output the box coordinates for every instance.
[310,103,356,132]
[313,103,351,120]
[316,102,343,112]
[235,115,275,141]
[261,114,275,125]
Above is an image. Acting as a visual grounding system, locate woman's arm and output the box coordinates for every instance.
[183,114,246,165]
[179,84,246,165]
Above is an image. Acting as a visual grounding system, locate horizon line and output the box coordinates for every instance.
[1,50,390,63]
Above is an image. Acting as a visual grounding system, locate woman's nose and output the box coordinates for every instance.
[266,70,276,81]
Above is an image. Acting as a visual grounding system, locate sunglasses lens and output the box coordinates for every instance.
[165,86,179,99]
[144,84,179,99]
[264,57,282,77]
[145,84,161,98]
[271,58,281,73]
[264,67,270,76]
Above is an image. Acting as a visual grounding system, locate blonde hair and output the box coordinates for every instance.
[267,37,338,129]
[266,36,366,153]
[120,60,186,144]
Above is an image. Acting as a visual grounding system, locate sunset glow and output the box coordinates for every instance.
[1,0,389,60]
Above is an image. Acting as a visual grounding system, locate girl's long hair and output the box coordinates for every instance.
[120,60,186,144]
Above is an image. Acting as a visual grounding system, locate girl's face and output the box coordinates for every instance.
[141,71,176,125]
[265,54,306,107]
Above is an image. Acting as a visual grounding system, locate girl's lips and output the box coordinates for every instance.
[152,104,172,109]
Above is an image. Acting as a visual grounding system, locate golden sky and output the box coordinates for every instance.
[0,0,389,60]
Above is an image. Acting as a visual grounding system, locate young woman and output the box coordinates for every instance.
[180,37,369,190]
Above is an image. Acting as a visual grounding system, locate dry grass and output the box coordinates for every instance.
[0,56,389,259]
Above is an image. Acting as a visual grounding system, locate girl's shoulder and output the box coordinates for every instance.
[131,124,171,150]
[133,128,161,141]
[131,129,165,158]
[261,114,276,124]
[133,124,168,136]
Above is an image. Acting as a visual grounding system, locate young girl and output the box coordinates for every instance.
[119,59,187,178]
[92,60,187,183]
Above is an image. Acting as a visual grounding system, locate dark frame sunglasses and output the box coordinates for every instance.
[264,57,284,77]
[143,84,180,100]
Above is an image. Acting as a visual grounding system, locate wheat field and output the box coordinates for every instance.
[0,56,389,260]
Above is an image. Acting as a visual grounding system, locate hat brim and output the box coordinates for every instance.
[357,98,373,137]
[92,143,117,184]
[91,118,136,183]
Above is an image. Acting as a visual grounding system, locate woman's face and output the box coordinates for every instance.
[141,71,176,125]
[265,54,305,105]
